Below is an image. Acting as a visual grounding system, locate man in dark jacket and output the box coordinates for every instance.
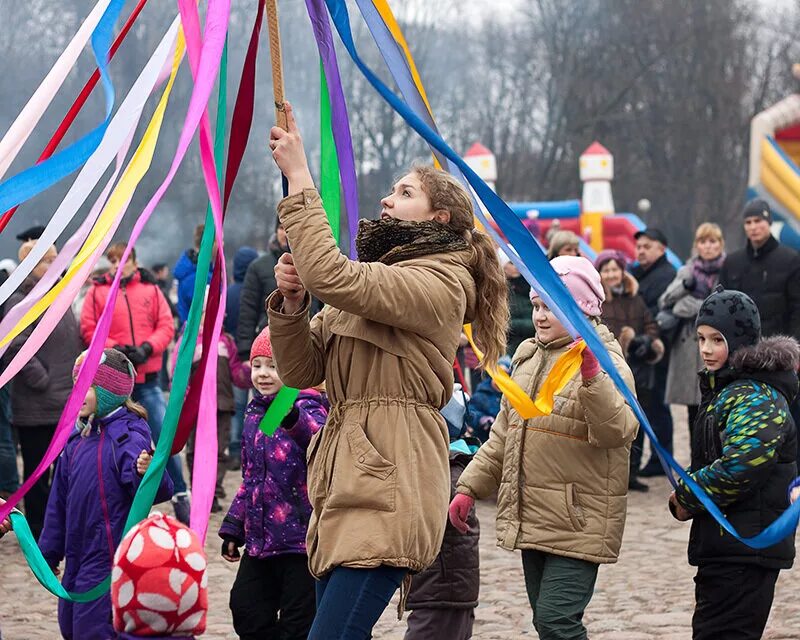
[3,240,82,540]
[719,200,800,341]
[225,246,258,468]
[719,199,800,465]
[630,228,677,477]
[236,222,289,359]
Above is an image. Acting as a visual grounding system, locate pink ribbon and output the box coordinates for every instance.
[0,0,231,524]
[175,0,230,542]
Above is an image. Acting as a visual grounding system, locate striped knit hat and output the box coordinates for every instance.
[73,348,136,418]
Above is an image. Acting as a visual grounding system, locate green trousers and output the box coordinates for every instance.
[521,549,599,640]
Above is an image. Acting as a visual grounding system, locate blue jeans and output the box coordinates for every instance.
[132,381,187,494]
[229,386,249,462]
[309,566,407,639]
[0,386,18,494]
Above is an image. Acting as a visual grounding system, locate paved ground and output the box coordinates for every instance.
[2,407,800,638]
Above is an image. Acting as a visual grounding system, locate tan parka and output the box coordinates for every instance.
[267,189,477,578]
[457,325,639,564]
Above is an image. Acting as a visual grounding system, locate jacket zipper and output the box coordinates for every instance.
[122,287,137,346]
[97,430,115,562]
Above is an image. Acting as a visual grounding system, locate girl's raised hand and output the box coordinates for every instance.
[275,253,306,314]
[136,450,152,477]
[268,102,314,194]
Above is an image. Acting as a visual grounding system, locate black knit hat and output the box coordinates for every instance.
[696,286,761,356]
[742,199,771,223]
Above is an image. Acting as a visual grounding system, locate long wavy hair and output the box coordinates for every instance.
[412,164,509,368]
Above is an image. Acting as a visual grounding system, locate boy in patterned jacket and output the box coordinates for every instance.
[669,287,799,640]
[219,327,328,640]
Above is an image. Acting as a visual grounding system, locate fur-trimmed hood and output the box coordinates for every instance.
[730,336,800,404]
[602,271,639,301]
[731,335,800,372]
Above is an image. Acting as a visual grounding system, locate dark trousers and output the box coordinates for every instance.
[0,387,18,494]
[16,424,55,540]
[309,565,407,639]
[521,550,599,640]
[791,397,800,468]
[405,608,474,640]
[693,563,779,640]
[230,552,316,640]
[641,362,674,471]
[186,410,231,498]
[629,386,650,478]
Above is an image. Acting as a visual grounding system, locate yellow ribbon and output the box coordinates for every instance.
[370,0,440,170]
[0,31,186,348]
[463,325,587,419]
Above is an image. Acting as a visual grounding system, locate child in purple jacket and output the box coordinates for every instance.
[219,327,328,640]
[38,348,174,640]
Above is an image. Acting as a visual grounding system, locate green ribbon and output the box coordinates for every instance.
[258,61,341,437]
[320,58,342,245]
[7,38,231,603]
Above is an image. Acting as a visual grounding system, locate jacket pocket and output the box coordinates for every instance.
[565,483,587,531]
[328,423,397,512]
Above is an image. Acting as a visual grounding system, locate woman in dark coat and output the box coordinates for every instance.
[595,250,663,492]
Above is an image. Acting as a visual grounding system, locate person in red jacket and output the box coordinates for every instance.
[79,242,190,524]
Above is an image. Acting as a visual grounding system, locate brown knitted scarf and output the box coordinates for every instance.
[355,217,469,265]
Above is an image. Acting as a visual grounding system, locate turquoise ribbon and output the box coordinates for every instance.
[0,0,125,212]
[322,0,800,549]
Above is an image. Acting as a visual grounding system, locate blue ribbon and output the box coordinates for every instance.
[350,0,555,325]
[0,0,124,212]
[323,0,800,549]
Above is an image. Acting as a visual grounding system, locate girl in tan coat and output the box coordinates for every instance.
[451,256,639,640]
[267,103,509,639]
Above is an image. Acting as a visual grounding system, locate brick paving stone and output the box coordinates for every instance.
[2,407,799,639]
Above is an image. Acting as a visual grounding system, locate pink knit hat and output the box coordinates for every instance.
[250,326,273,361]
[530,255,605,316]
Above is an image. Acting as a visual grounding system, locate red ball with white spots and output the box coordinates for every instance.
[112,512,208,636]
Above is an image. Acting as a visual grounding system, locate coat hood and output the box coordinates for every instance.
[233,246,259,283]
[730,335,800,403]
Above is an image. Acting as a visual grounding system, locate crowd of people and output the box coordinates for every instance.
[0,103,798,639]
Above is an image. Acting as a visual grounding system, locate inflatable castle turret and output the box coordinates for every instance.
[579,141,615,252]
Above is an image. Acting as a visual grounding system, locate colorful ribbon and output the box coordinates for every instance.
[0,0,149,233]
[0,0,230,542]
[0,0,113,178]
[174,0,264,455]
[323,0,800,549]
[6,22,190,600]
[304,0,359,257]
[0,15,184,352]
[0,0,125,212]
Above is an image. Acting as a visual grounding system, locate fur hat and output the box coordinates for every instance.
[73,348,136,418]
[112,512,208,636]
[250,326,273,362]
[696,287,761,356]
[532,255,605,317]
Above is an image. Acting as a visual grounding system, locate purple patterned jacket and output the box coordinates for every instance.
[218,389,328,558]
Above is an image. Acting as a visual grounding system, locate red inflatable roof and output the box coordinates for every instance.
[465,142,492,157]
[581,141,611,156]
